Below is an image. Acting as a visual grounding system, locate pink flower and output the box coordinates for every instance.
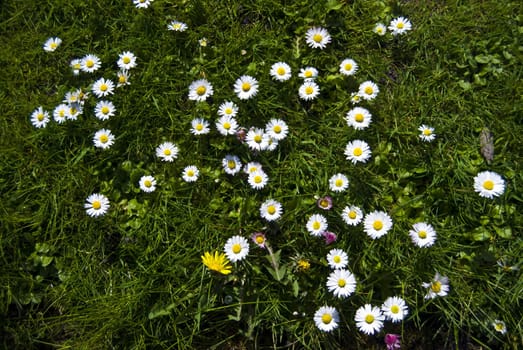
[385,334,401,350]
[251,232,267,248]
[317,196,333,210]
[322,231,337,245]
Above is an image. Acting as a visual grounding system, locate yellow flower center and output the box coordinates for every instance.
[86,59,94,68]
[364,86,374,95]
[431,281,442,293]
[273,125,282,133]
[255,235,265,244]
[344,63,352,71]
[423,129,432,136]
[338,279,346,287]
[321,313,332,324]
[59,110,65,117]
[335,179,343,187]
[92,201,101,209]
[494,323,504,331]
[483,180,494,190]
[242,82,251,91]
[277,67,286,75]
[232,243,242,254]
[397,22,404,29]
[355,113,364,122]
[50,42,57,49]
[254,135,262,143]
[119,75,127,84]
[377,28,384,34]
[123,57,131,64]
[173,23,181,29]
[99,135,109,143]
[348,210,357,219]
[196,86,206,95]
[267,205,276,215]
[418,230,427,239]
[390,305,400,314]
[223,122,231,130]
[225,107,233,115]
[333,256,341,263]
[353,147,363,156]
[144,180,152,188]
[365,314,375,324]
[73,63,81,69]
[163,149,171,156]
[254,175,262,183]
[37,113,44,121]
[196,124,203,131]
[101,106,110,114]
[305,86,314,95]
[312,221,321,230]
[70,107,77,115]
[373,220,383,230]
[100,84,108,92]
[319,199,329,208]
[227,160,236,169]
[304,70,312,77]
[313,34,323,43]
[187,170,194,177]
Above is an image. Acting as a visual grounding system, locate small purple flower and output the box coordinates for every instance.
[251,232,267,248]
[385,334,401,350]
[236,127,247,143]
[317,196,333,210]
[322,231,337,245]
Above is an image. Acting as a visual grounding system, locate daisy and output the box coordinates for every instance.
[190,118,210,135]
[198,38,208,47]
[409,222,437,247]
[326,269,356,298]
[265,137,279,151]
[134,0,153,8]
[248,170,268,190]
[306,214,328,236]
[80,54,101,73]
[93,129,115,149]
[298,66,318,80]
[167,20,188,32]
[346,107,372,130]
[201,251,232,275]
[341,205,364,226]
[216,115,238,136]
[70,59,81,75]
[222,154,242,175]
[381,296,409,323]
[344,140,372,164]
[339,58,358,76]
[53,104,69,124]
[388,17,412,36]
[63,91,81,105]
[317,196,333,210]
[117,51,137,70]
[67,104,83,120]
[326,248,348,269]
[234,75,258,100]
[265,119,289,141]
[43,37,61,52]
[374,23,387,36]
[305,27,331,49]
[358,81,379,100]
[350,92,362,104]
[329,173,349,192]
[260,199,283,221]
[30,107,50,128]
[245,128,269,151]
[224,235,249,262]
[473,171,505,199]
[116,70,131,87]
[156,142,178,162]
[313,306,339,332]
[492,319,507,335]
[355,304,385,335]
[419,125,436,142]
[85,193,110,217]
[92,78,115,98]
[251,232,267,248]
[422,272,450,299]
[298,81,320,101]
[270,62,292,82]
[139,175,157,193]
[244,162,262,174]
[217,101,238,118]
[188,79,213,102]
[94,100,116,121]
[364,210,393,239]
[182,165,199,182]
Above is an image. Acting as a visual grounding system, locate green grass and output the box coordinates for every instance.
[1,0,522,349]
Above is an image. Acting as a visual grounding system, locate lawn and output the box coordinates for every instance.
[1,0,522,349]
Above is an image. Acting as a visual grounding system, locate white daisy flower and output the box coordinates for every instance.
[298,66,318,80]
[234,75,258,100]
[422,272,450,299]
[134,0,153,8]
[270,62,292,82]
[260,199,283,221]
[43,37,61,52]
[216,115,238,136]
[346,107,372,130]
[363,210,393,239]
[190,118,210,135]
[305,27,331,49]
[117,70,131,87]
[419,125,436,142]
[245,128,269,151]
[67,104,83,120]
[374,23,387,36]
[344,140,372,164]
[222,154,242,175]
[182,165,199,182]
[381,296,409,323]
[306,213,328,236]
[80,54,101,73]
[93,129,115,149]
[341,205,364,226]
[329,173,349,192]
[265,119,288,141]
[84,193,110,217]
[350,92,362,104]
[358,81,379,100]
[30,107,50,128]
[388,17,412,35]
[473,171,505,199]
[339,58,358,76]
[92,78,115,98]
[117,51,137,70]
[248,170,268,190]
[53,104,69,124]
[244,162,262,174]
[167,20,188,32]
[313,306,339,332]
[70,59,81,75]
[355,304,385,335]
[224,235,249,262]
[298,81,320,100]
[217,101,238,118]
[492,319,507,335]
[326,269,357,298]
[198,38,208,47]
[156,142,178,162]
[409,222,437,248]
[264,137,279,151]
[94,100,116,121]
[326,248,348,269]
[188,79,213,102]
[139,175,157,193]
